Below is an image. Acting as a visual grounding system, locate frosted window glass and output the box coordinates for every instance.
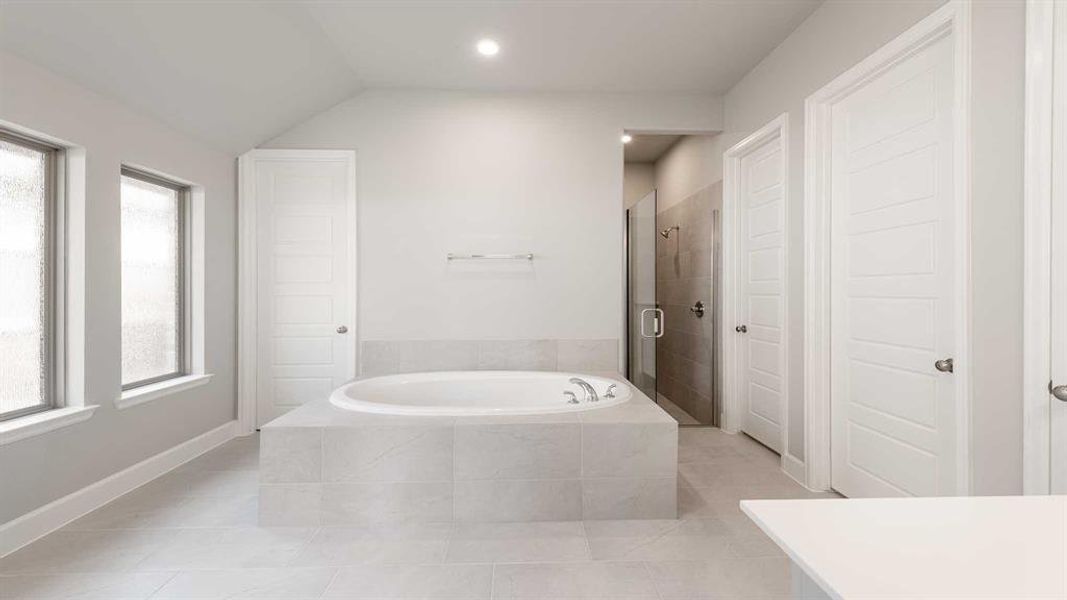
[121,173,183,387]
[0,137,50,417]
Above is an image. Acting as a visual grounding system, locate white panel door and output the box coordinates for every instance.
[738,137,786,453]
[1052,0,1067,493]
[829,33,958,497]
[253,153,355,426]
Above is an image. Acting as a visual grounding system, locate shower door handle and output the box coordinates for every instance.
[639,308,665,338]
[653,308,665,338]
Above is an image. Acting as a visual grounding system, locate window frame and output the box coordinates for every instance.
[119,166,190,391]
[0,129,61,422]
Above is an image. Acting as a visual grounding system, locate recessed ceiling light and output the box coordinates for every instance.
[477,38,500,57]
[621,134,633,144]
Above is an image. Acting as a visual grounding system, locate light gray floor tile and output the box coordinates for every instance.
[290,524,453,566]
[163,494,260,527]
[445,522,588,563]
[136,527,318,570]
[138,468,261,498]
[646,558,792,599]
[676,485,722,520]
[177,439,260,472]
[583,519,732,561]
[676,445,747,465]
[0,571,176,599]
[678,462,794,489]
[150,567,336,599]
[725,533,786,559]
[62,493,196,531]
[491,562,658,598]
[324,564,493,598]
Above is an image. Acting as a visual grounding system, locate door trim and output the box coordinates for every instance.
[803,1,973,493]
[236,149,358,435]
[1023,0,1056,495]
[721,114,791,465]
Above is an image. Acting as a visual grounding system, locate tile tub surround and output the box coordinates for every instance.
[259,378,677,525]
[359,339,620,376]
[656,182,722,425]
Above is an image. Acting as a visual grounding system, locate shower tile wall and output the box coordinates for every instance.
[656,182,721,424]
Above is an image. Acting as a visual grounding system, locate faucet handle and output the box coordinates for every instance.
[563,391,579,404]
[605,384,617,399]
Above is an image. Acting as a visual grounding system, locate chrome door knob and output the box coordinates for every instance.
[1050,381,1067,402]
[934,358,954,373]
[336,325,348,334]
[735,325,747,333]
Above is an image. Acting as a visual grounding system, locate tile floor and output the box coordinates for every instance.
[0,428,836,599]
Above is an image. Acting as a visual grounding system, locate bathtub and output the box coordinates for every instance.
[328,370,631,416]
[262,369,676,524]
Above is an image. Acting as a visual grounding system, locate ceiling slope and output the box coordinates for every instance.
[0,1,821,153]
[0,1,362,153]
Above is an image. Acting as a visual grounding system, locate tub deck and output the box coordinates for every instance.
[259,373,678,525]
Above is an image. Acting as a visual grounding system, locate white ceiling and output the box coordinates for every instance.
[0,1,822,153]
[625,134,682,163]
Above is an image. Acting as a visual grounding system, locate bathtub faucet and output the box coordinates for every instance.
[568,377,599,402]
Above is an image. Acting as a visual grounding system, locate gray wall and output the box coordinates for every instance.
[715,0,1026,493]
[967,0,1026,495]
[0,52,237,524]
[655,182,722,424]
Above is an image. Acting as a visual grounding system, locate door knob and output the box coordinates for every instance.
[336,325,348,334]
[934,358,954,373]
[735,325,747,333]
[1050,381,1067,402]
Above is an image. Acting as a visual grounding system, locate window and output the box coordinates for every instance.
[120,168,187,389]
[0,131,58,421]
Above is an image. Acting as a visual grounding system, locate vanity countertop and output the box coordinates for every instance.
[741,495,1067,599]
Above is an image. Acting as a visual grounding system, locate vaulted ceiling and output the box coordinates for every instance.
[0,1,822,153]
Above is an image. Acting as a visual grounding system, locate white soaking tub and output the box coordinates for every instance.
[328,371,631,416]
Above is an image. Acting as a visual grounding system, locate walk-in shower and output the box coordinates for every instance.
[624,134,722,426]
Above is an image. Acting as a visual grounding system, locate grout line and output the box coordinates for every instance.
[642,560,666,600]
[144,569,180,599]
[579,519,594,561]
[319,566,342,599]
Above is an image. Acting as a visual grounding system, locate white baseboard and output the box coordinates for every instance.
[0,420,237,558]
[781,452,811,489]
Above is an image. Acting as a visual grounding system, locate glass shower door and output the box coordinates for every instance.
[627,190,659,400]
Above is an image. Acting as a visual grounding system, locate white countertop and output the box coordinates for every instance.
[741,495,1067,599]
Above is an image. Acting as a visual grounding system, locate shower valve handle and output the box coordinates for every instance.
[690,301,705,318]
